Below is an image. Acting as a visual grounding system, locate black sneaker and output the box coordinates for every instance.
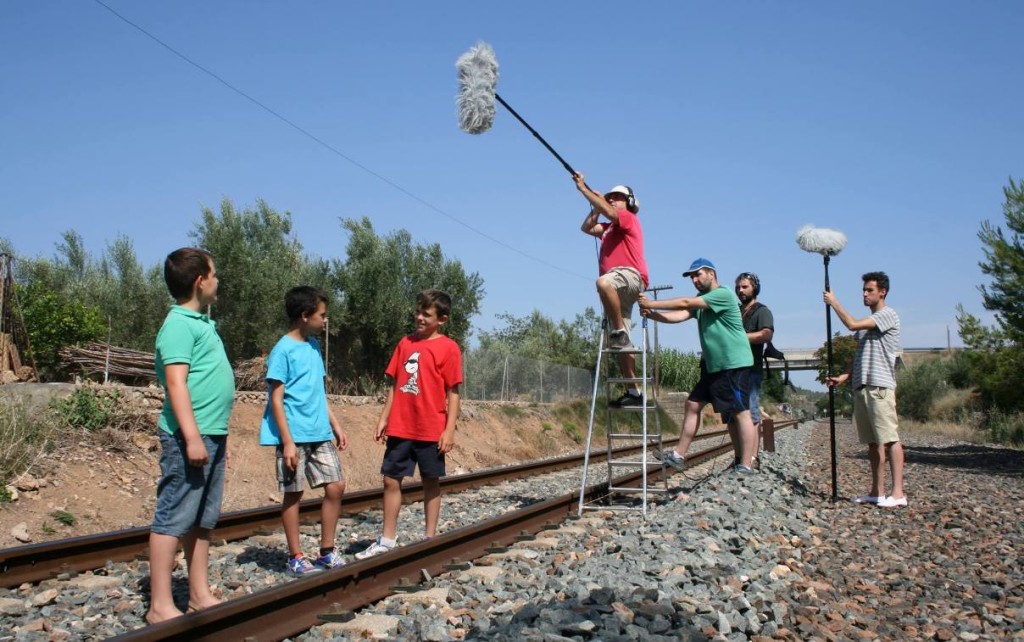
[607,330,633,351]
[610,393,644,408]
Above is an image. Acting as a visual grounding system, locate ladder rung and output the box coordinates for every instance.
[605,377,646,384]
[610,404,658,411]
[602,346,646,354]
[608,486,671,494]
[609,460,661,466]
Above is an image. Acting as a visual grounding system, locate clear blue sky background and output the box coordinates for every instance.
[3,2,1022,389]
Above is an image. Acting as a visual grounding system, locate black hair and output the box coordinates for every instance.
[862,271,890,296]
[417,288,452,319]
[163,248,212,301]
[735,272,761,297]
[285,286,329,323]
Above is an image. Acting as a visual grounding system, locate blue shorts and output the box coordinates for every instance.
[151,432,227,538]
[723,371,763,424]
[381,436,446,480]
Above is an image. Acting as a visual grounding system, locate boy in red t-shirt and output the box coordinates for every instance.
[356,289,463,559]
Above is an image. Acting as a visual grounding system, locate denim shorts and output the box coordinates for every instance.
[151,432,227,538]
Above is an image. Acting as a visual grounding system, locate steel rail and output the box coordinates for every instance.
[0,421,798,588]
[108,421,800,642]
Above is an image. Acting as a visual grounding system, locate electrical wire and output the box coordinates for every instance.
[91,0,590,281]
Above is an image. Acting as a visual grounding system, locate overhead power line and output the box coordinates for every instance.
[91,0,588,281]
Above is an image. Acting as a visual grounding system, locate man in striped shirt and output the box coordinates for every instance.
[824,272,906,508]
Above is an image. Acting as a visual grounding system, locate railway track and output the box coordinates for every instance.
[2,420,798,641]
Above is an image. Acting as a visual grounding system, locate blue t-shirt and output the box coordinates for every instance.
[259,335,331,445]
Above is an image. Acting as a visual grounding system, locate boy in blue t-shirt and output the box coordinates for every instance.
[260,286,349,576]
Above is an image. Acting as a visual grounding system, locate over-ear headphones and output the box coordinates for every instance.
[605,184,639,214]
[623,186,638,214]
[737,272,761,297]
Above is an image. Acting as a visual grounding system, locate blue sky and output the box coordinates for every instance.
[3,2,1022,389]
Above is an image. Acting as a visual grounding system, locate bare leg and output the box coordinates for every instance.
[183,527,220,610]
[596,276,625,331]
[320,481,345,549]
[616,352,640,395]
[422,477,441,538]
[146,532,184,623]
[886,441,906,499]
[868,443,885,498]
[727,418,739,464]
[281,491,304,557]
[732,410,758,468]
[674,399,705,458]
[381,476,402,541]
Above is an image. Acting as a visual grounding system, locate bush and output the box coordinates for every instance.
[896,358,958,422]
[0,401,60,482]
[987,409,1024,446]
[657,348,700,392]
[53,387,120,431]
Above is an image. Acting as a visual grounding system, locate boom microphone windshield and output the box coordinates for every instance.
[796,225,848,257]
[455,41,577,176]
[456,42,498,134]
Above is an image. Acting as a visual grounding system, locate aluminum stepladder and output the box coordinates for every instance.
[577,313,668,518]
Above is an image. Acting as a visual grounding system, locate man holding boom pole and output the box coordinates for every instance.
[575,172,649,407]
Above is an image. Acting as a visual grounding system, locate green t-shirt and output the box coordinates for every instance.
[696,287,754,373]
[155,306,235,436]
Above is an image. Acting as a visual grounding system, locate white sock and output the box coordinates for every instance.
[380,536,397,547]
[628,390,641,398]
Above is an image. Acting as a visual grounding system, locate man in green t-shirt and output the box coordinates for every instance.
[639,258,757,474]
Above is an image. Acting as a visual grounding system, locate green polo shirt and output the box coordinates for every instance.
[155,305,235,436]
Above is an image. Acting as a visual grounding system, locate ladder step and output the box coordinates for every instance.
[608,486,672,494]
[606,377,647,385]
[609,460,662,466]
[601,346,646,354]
[610,404,658,411]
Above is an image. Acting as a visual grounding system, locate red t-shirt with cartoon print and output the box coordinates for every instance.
[384,334,463,442]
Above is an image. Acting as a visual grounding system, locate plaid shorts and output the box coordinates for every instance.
[276,440,344,493]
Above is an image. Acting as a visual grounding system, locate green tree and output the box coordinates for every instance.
[956,178,1024,417]
[976,177,1024,343]
[18,281,105,378]
[190,198,325,362]
[333,217,484,385]
[813,333,858,416]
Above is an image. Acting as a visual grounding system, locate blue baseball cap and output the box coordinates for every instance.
[682,258,716,277]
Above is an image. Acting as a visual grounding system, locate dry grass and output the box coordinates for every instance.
[899,418,987,443]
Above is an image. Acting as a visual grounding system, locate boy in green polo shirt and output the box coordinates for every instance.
[146,248,235,624]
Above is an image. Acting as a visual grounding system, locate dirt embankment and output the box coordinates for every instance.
[0,390,593,549]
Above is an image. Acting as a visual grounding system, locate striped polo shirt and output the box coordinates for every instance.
[852,306,901,390]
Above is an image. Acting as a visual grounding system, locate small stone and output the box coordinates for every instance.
[11,522,31,543]
[30,588,59,607]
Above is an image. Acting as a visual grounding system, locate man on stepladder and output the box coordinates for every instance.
[575,172,650,407]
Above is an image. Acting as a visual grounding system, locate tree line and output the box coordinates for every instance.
[3,197,715,395]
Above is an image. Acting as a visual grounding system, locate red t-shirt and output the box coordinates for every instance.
[599,209,649,287]
[384,334,463,442]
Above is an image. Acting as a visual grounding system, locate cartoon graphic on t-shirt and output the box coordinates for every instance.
[400,352,420,395]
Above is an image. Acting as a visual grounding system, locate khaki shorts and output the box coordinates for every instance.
[599,267,644,328]
[853,385,900,445]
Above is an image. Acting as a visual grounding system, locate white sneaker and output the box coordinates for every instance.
[877,496,908,508]
[355,537,395,560]
[852,495,883,504]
